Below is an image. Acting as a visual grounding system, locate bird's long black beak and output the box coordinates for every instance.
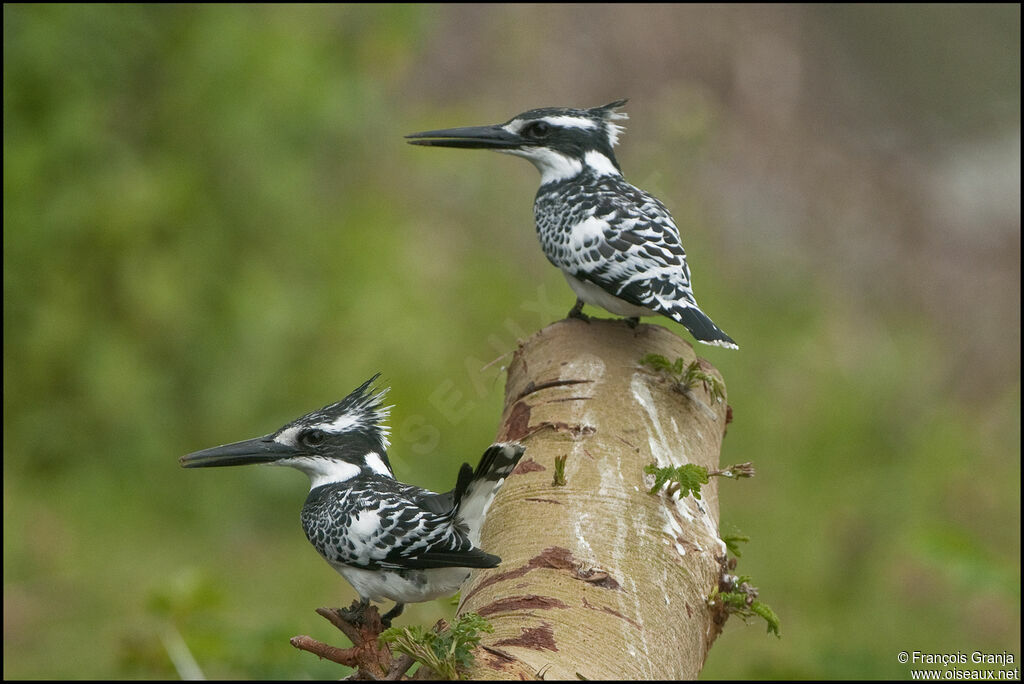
[180,436,295,468]
[405,124,528,149]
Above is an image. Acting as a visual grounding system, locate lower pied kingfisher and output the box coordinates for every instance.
[180,375,524,626]
[407,100,737,349]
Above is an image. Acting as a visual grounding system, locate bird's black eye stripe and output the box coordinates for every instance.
[524,121,551,138]
[300,429,327,447]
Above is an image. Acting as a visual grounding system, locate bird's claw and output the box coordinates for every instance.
[381,602,405,628]
[339,598,371,626]
[567,299,591,322]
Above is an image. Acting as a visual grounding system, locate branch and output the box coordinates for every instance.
[458,319,731,680]
[289,602,407,680]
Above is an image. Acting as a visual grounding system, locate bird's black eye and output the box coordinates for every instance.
[524,121,551,138]
[300,429,327,447]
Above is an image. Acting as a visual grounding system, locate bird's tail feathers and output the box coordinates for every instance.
[453,442,524,544]
[668,304,739,350]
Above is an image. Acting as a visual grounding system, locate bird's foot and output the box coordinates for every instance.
[380,602,405,628]
[567,299,591,322]
[338,597,372,626]
[302,604,397,675]
[323,599,388,640]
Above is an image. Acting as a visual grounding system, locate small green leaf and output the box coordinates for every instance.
[553,454,567,486]
[722,534,750,558]
[644,463,709,498]
[380,613,494,679]
[708,577,781,639]
[640,354,725,403]
[751,601,781,637]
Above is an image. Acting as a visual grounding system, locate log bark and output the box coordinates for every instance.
[458,318,730,680]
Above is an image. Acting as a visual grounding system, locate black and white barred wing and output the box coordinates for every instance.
[387,442,523,567]
[539,177,737,348]
[302,483,499,573]
[389,483,502,569]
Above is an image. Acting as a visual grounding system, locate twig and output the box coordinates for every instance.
[289,635,361,667]
[289,602,403,680]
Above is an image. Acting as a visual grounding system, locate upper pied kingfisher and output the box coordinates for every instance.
[181,375,524,626]
[407,100,737,349]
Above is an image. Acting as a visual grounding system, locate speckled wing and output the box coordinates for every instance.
[301,481,499,573]
[536,176,737,348]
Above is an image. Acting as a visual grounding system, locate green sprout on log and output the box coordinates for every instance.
[553,454,568,486]
[639,353,725,403]
[708,574,781,638]
[644,462,755,499]
[379,612,493,680]
[721,533,751,558]
[644,463,709,498]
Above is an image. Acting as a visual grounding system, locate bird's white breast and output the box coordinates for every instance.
[563,273,655,318]
[330,563,472,603]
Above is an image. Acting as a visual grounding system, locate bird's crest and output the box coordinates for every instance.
[590,99,629,147]
[277,374,393,449]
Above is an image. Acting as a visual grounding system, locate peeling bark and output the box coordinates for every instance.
[459,318,729,680]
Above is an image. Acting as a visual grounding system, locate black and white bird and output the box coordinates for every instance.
[407,100,737,349]
[180,375,524,625]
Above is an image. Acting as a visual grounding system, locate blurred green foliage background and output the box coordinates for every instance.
[4,4,1019,679]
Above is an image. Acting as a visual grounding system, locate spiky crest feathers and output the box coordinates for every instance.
[272,374,393,449]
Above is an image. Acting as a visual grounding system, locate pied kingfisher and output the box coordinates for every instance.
[180,375,524,625]
[407,100,737,349]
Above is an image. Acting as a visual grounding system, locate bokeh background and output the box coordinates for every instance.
[4,4,1020,679]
